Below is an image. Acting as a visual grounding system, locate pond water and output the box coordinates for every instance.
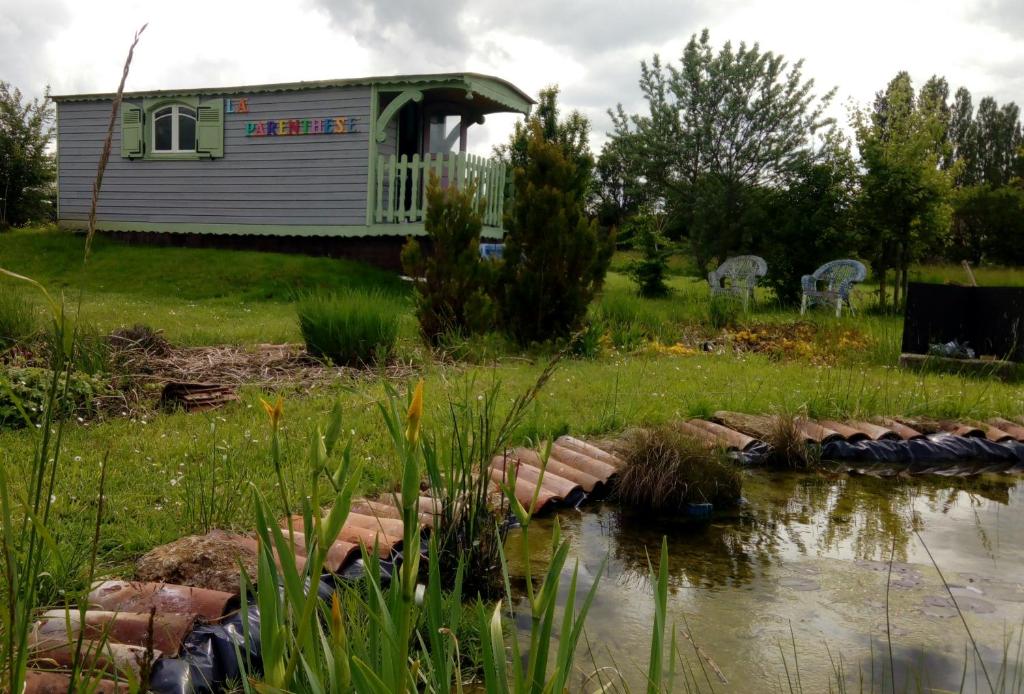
[504,472,1024,693]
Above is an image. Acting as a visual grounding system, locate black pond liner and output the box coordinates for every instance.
[147,540,420,693]
[821,433,1024,467]
[733,434,1024,470]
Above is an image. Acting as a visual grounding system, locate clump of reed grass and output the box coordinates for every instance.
[616,423,742,510]
[296,289,401,366]
[707,293,741,330]
[0,287,39,350]
[764,413,821,470]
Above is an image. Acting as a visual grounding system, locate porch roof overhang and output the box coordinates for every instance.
[50,72,535,115]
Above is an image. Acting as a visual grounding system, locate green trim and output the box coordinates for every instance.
[374,89,423,143]
[140,97,206,161]
[52,72,535,113]
[365,84,380,226]
[464,77,533,116]
[57,219,504,239]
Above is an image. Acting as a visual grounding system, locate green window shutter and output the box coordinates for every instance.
[120,103,144,158]
[196,98,224,158]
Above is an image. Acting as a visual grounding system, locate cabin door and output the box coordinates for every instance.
[397,103,422,212]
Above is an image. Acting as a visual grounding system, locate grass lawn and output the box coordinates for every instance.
[0,226,411,344]
[2,225,1024,597]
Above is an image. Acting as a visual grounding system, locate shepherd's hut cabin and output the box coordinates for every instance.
[51,73,533,266]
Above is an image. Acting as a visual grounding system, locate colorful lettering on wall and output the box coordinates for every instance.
[244,117,359,137]
[225,98,249,113]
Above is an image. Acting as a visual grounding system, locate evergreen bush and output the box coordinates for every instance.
[626,214,672,297]
[499,124,611,344]
[401,177,497,344]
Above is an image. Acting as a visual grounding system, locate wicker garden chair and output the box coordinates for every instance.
[708,255,768,310]
[800,259,867,317]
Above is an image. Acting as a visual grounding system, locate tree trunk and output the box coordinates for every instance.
[877,268,888,313]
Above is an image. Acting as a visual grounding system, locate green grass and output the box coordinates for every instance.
[2,226,1024,601]
[0,226,408,345]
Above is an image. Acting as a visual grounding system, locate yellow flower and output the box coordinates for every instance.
[259,396,284,428]
[405,379,424,446]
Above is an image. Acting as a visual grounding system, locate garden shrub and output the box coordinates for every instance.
[616,423,741,510]
[626,214,672,298]
[761,154,858,306]
[499,123,612,344]
[0,288,39,350]
[401,177,497,344]
[296,289,401,366]
[0,366,104,429]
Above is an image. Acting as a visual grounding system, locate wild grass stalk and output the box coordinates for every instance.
[422,358,559,595]
[483,445,607,694]
[0,287,39,350]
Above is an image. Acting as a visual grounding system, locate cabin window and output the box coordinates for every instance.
[152,105,197,153]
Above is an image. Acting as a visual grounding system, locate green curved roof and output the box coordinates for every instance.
[51,72,534,115]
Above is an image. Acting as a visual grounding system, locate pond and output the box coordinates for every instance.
[504,472,1024,692]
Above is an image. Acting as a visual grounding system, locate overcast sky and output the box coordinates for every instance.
[2,0,1022,155]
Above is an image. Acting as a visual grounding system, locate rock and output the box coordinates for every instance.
[135,529,257,593]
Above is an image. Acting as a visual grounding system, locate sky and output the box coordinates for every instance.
[2,0,1022,156]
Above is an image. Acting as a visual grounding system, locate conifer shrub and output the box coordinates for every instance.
[499,124,611,344]
[296,289,401,366]
[627,214,672,298]
[401,177,498,345]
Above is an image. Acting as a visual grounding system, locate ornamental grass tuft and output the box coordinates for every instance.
[296,289,401,367]
[616,422,742,510]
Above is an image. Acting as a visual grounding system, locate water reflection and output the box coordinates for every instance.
[506,471,1024,692]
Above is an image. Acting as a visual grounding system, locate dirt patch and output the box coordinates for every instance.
[135,529,258,593]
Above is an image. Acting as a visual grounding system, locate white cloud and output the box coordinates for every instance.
[2,0,1021,156]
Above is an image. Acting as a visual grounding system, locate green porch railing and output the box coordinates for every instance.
[373,152,507,228]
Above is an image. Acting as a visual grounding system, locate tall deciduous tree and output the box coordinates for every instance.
[608,29,835,270]
[855,72,953,310]
[948,87,977,185]
[0,83,55,228]
[761,134,859,305]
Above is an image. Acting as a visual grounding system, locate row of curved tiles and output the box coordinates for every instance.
[24,435,623,692]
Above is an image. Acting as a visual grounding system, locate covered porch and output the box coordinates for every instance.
[366,74,533,235]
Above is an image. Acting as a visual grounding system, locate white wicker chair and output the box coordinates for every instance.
[800,259,867,317]
[708,255,768,310]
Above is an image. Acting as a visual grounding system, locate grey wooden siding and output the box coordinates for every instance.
[57,87,372,228]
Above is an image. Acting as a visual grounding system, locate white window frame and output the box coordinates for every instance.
[152,104,197,153]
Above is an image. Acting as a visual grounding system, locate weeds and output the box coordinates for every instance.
[708,294,741,330]
[0,287,38,350]
[178,419,254,534]
[296,289,402,366]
